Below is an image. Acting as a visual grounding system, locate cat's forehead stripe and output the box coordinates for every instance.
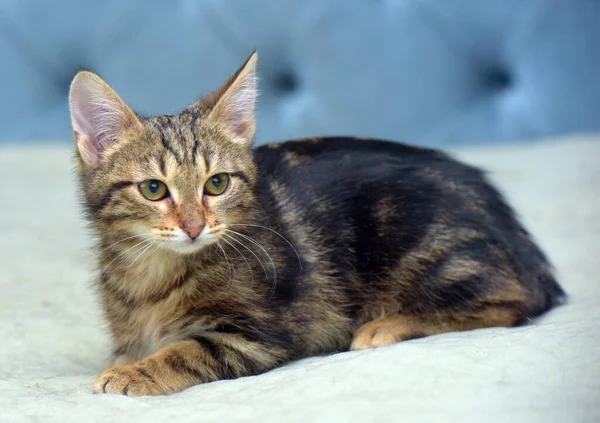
[159,155,167,177]
[192,139,200,166]
[147,117,186,165]
[148,115,216,167]
[160,135,184,165]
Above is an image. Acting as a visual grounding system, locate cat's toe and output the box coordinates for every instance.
[371,327,403,348]
[349,323,378,350]
[93,365,160,396]
[351,316,421,350]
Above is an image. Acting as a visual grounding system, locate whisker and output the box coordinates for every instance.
[224,230,275,278]
[223,229,278,300]
[99,234,147,254]
[122,238,168,282]
[249,199,272,228]
[220,235,254,284]
[215,241,234,298]
[123,240,157,278]
[222,233,269,280]
[146,239,169,264]
[99,238,152,277]
[229,224,302,272]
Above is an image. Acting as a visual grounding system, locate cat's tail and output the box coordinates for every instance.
[528,271,567,318]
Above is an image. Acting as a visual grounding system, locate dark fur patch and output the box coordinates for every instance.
[137,367,157,385]
[190,336,222,361]
[159,156,167,176]
[164,351,205,381]
[92,181,133,213]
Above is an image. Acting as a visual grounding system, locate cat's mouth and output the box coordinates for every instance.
[161,230,217,255]
[164,238,214,254]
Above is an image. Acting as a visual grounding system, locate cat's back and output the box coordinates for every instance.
[253,137,485,209]
[254,137,453,177]
[252,137,472,196]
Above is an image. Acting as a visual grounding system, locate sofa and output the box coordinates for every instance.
[1,1,599,422]
[1,0,599,146]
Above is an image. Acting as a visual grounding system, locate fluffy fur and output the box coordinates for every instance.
[69,52,565,396]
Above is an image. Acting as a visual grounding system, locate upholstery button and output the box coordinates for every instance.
[273,71,298,93]
[483,68,512,91]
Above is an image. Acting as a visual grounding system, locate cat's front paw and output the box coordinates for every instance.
[93,365,162,396]
[350,316,426,350]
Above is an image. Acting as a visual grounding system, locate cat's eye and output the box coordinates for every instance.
[204,173,230,196]
[139,180,169,201]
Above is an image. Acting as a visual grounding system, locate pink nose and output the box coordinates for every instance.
[182,226,203,240]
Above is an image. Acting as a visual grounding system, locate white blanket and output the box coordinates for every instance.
[1,135,599,423]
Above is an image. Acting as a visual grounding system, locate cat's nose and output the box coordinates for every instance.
[182,226,203,240]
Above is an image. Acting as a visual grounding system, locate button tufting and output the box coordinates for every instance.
[273,71,298,93]
[483,68,512,91]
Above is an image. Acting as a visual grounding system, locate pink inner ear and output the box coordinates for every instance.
[75,132,103,166]
[209,64,257,143]
[71,95,120,149]
[69,73,137,166]
[231,119,253,141]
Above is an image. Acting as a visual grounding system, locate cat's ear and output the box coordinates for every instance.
[205,52,258,145]
[69,71,142,166]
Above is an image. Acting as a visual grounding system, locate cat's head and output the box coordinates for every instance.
[69,53,259,255]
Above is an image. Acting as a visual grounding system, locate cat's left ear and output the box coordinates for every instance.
[205,52,258,145]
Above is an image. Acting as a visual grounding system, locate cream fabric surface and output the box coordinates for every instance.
[1,135,598,422]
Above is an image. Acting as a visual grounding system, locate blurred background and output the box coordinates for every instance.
[0,0,599,147]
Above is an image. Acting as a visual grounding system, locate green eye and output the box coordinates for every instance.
[204,173,230,196]
[139,180,169,201]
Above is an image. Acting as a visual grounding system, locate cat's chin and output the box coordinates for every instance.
[162,238,214,255]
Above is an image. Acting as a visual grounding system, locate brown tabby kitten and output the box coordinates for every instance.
[69,52,565,396]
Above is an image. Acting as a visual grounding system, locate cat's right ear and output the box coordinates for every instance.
[69,71,142,167]
[203,52,258,146]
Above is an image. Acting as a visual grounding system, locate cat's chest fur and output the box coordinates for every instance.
[102,252,202,359]
[127,298,182,358]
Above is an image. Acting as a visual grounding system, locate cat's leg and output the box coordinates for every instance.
[112,354,138,367]
[110,344,142,367]
[112,354,137,367]
[350,233,541,351]
[93,339,283,396]
[350,301,525,350]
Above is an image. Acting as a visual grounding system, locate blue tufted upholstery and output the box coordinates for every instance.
[1,0,599,147]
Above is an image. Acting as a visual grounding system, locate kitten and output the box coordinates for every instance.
[69,52,565,396]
